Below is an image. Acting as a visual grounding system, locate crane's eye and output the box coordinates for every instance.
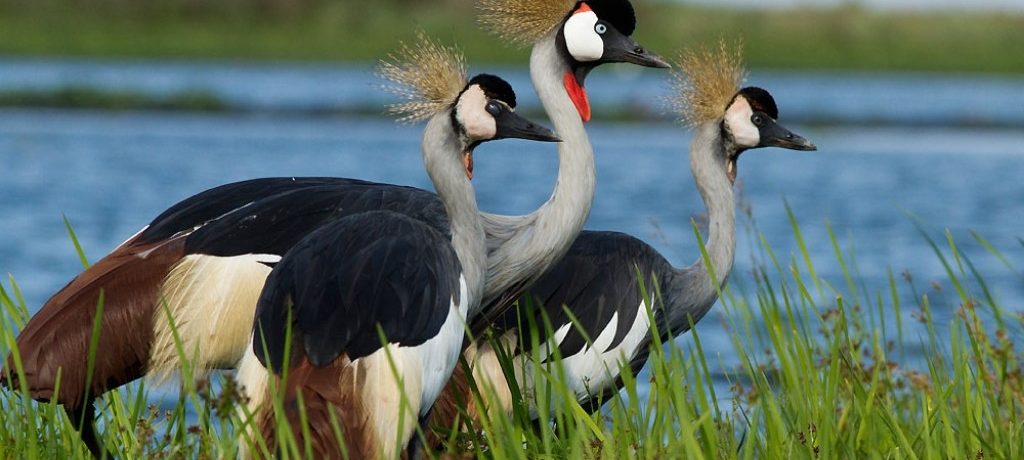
[594,23,607,34]
[751,114,764,126]
[485,101,502,116]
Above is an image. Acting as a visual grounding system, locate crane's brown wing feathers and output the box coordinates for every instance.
[5,236,185,409]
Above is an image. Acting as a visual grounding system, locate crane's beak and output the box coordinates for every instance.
[759,119,817,151]
[464,108,558,180]
[730,119,816,183]
[493,108,561,143]
[600,29,671,69]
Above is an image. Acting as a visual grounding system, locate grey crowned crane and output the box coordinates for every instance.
[2,0,666,454]
[427,44,817,432]
[245,41,559,459]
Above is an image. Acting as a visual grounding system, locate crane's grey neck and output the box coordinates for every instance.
[422,113,486,318]
[667,121,736,329]
[478,29,595,307]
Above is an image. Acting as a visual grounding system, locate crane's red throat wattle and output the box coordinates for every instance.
[563,71,591,122]
[463,151,474,180]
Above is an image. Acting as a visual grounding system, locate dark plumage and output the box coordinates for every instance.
[578,0,636,36]
[736,86,779,119]
[254,210,462,372]
[499,231,671,360]
[184,180,449,258]
[139,177,353,244]
[468,74,517,108]
[249,207,472,460]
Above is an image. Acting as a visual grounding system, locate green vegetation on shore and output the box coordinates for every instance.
[2,212,1022,458]
[0,0,1022,73]
[0,87,228,112]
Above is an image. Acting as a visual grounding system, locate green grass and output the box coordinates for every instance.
[1,210,1023,458]
[0,1,1022,73]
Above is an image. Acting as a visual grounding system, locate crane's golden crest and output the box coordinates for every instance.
[478,0,576,46]
[378,32,468,123]
[670,40,746,126]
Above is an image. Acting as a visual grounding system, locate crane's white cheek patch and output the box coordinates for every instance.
[725,97,760,148]
[455,85,496,141]
[563,11,603,62]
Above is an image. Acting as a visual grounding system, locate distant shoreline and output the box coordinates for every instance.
[0,2,1021,74]
[1,87,1019,130]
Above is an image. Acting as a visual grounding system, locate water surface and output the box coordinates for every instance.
[1,60,1022,405]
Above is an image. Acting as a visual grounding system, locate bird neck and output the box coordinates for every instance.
[422,113,486,317]
[479,30,596,306]
[530,33,596,232]
[669,121,736,325]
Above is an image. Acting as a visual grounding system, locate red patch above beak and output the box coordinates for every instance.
[563,71,591,122]
[574,2,592,14]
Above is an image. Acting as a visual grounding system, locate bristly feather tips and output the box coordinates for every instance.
[377,31,468,123]
[477,0,576,46]
[670,40,746,126]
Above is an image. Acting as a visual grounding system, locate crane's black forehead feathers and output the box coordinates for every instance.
[468,73,517,108]
[577,0,636,36]
[738,86,779,119]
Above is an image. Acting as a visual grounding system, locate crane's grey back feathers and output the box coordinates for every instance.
[377,32,468,122]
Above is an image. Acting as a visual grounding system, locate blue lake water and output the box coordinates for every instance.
[1,58,1023,406]
[4,57,1024,126]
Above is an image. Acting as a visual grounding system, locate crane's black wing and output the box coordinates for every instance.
[137,177,367,244]
[253,210,463,371]
[184,182,448,259]
[503,231,669,360]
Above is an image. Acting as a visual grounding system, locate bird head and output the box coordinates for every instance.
[672,41,816,184]
[558,1,670,70]
[478,0,669,122]
[454,74,561,179]
[378,34,559,181]
[721,86,816,182]
[558,1,670,121]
